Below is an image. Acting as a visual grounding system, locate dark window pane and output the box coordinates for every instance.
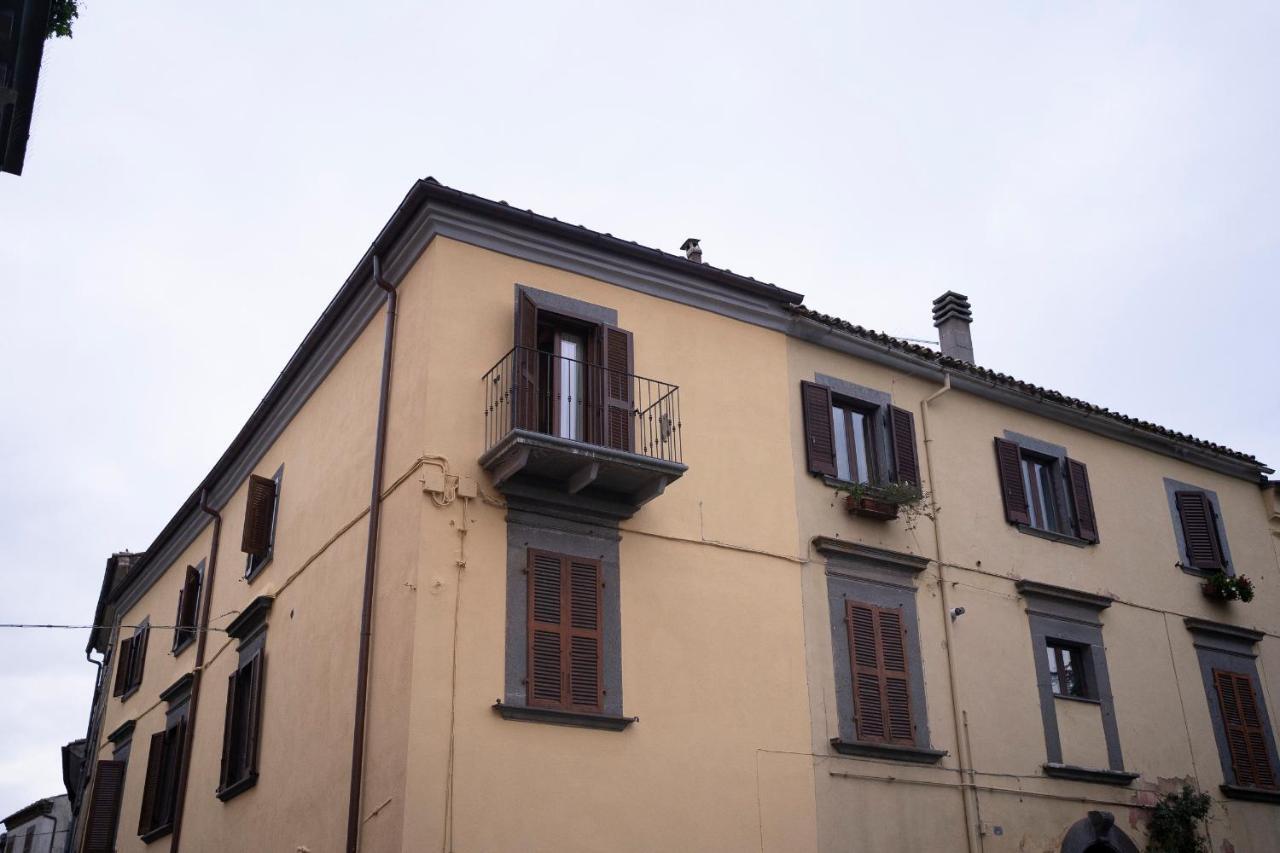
[832,406,851,481]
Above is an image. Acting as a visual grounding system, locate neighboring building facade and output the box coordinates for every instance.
[3,795,70,853]
[69,179,1280,853]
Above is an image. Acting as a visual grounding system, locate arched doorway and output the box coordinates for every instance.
[1061,812,1139,853]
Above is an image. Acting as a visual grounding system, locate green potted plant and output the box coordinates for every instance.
[1200,571,1254,603]
[837,481,927,522]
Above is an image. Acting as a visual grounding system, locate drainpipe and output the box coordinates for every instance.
[346,255,397,853]
[920,373,982,853]
[169,489,223,853]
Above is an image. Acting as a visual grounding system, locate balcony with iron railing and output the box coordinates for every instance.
[479,346,686,518]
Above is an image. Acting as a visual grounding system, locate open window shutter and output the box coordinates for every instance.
[83,760,127,853]
[1176,491,1224,570]
[219,670,238,790]
[171,587,186,652]
[1215,670,1277,789]
[514,290,540,431]
[241,475,277,557]
[567,558,603,711]
[1065,458,1099,543]
[112,636,132,697]
[527,550,565,707]
[133,626,149,691]
[136,731,165,834]
[245,650,266,776]
[601,326,634,452]
[182,566,201,626]
[158,720,186,827]
[889,406,920,487]
[994,438,1030,525]
[801,381,837,477]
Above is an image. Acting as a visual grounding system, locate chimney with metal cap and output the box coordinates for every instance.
[680,237,702,263]
[932,291,974,363]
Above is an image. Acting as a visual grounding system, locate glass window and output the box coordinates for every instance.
[1046,641,1088,698]
[832,402,876,484]
[555,332,585,441]
[1021,454,1061,533]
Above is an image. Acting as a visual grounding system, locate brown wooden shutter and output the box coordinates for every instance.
[133,626,149,691]
[845,601,915,745]
[1176,491,1225,570]
[1065,458,1099,543]
[601,326,634,452]
[801,381,837,477]
[136,731,165,835]
[889,406,920,487]
[567,558,603,711]
[241,475,277,557]
[83,760,127,853]
[112,636,132,697]
[514,290,539,431]
[527,550,565,707]
[20,831,31,853]
[244,650,266,776]
[1215,669,1277,789]
[994,438,1030,526]
[219,669,238,790]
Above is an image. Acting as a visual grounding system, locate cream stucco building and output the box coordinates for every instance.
[68,179,1280,853]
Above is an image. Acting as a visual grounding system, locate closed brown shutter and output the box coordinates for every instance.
[601,326,634,452]
[132,626,149,691]
[219,669,238,790]
[112,636,133,697]
[889,406,920,487]
[83,760,127,853]
[241,475,277,557]
[1065,458,1099,543]
[244,650,266,776]
[136,731,165,835]
[1215,669,1277,789]
[845,600,914,745]
[1176,491,1225,570]
[527,549,604,712]
[567,558,603,711]
[527,550,565,707]
[994,438,1030,526]
[514,290,539,431]
[800,381,837,477]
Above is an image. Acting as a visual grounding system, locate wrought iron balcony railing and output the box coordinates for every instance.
[482,346,682,464]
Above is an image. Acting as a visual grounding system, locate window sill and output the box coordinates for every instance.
[216,772,259,802]
[1052,693,1101,706]
[1015,525,1092,548]
[1177,562,1231,579]
[171,634,194,657]
[139,822,174,844]
[1042,763,1139,785]
[1220,783,1280,804]
[830,738,947,764]
[492,702,636,731]
[245,554,272,584]
[118,684,140,703]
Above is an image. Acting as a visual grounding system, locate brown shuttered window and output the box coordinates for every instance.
[1065,458,1099,543]
[241,474,278,559]
[845,600,915,745]
[172,566,201,652]
[1214,669,1277,789]
[527,549,603,712]
[800,381,837,477]
[113,625,149,699]
[888,406,920,487]
[601,325,634,452]
[83,759,127,853]
[993,437,1031,526]
[1176,491,1225,570]
[111,635,133,697]
[137,718,185,839]
[219,649,266,796]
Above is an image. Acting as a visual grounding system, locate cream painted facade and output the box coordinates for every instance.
[69,180,1280,853]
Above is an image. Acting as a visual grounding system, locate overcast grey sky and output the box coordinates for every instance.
[2,1,1277,813]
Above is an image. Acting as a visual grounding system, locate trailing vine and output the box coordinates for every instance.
[1146,784,1212,853]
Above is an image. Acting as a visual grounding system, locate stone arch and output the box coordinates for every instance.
[1060,811,1140,853]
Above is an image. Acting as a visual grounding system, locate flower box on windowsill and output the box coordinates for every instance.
[1200,572,1253,604]
[845,494,899,521]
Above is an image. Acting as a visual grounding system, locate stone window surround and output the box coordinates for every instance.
[1184,617,1280,803]
[497,501,632,731]
[1163,478,1235,577]
[816,537,945,764]
[1004,431,1093,548]
[1017,580,1136,785]
[813,374,894,490]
